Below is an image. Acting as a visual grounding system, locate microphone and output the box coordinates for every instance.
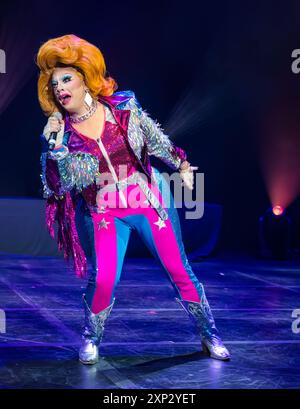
[48,111,63,151]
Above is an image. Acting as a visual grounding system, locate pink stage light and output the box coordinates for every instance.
[272,205,284,216]
[259,90,300,210]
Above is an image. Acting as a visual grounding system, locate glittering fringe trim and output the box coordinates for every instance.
[57,152,100,193]
[45,192,87,278]
[40,152,54,198]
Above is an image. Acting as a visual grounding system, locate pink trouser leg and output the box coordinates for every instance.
[90,215,117,314]
[130,183,201,303]
[89,182,202,314]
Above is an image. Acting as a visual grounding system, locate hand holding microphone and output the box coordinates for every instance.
[43,112,64,150]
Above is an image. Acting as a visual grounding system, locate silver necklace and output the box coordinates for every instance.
[69,99,98,123]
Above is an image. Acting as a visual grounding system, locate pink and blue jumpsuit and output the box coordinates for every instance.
[41,98,204,315]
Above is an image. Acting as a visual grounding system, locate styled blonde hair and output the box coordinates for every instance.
[36,34,118,116]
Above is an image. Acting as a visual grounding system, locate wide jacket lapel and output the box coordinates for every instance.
[98,94,131,134]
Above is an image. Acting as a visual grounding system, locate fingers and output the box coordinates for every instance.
[179,165,198,173]
[43,116,65,147]
[179,164,198,190]
[48,117,62,133]
[181,173,194,190]
[181,180,193,190]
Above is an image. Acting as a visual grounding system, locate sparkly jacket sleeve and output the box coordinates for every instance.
[126,93,187,170]
[40,132,99,199]
[39,132,99,278]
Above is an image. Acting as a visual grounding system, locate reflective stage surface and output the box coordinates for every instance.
[0,252,299,389]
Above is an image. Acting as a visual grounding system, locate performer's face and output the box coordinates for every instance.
[51,67,86,114]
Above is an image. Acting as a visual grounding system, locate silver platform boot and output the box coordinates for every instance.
[79,295,115,365]
[175,287,230,361]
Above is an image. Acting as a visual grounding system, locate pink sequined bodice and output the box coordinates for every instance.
[99,121,140,176]
[67,119,141,208]
[68,120,140,178]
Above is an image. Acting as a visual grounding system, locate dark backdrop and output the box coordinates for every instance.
[1,0,300,252]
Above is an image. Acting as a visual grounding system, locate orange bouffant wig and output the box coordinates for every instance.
[36,34,118,116]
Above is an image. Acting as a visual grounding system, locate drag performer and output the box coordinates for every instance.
[36,34,230,364]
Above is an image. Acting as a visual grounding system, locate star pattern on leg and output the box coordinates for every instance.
[153,217,167,230]
[97,218,110,230]
[98,205,106,214]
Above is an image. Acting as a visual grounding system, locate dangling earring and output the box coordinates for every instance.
[84,89,93,108]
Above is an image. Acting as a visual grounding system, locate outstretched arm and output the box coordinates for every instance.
[126,93,188,170]
[126,92,197,189]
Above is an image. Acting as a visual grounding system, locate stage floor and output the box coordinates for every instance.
[0,252,300,389]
